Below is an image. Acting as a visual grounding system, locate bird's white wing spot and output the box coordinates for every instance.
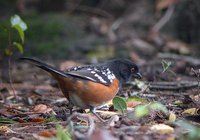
[94,74,107,83]
[90,71,96,74]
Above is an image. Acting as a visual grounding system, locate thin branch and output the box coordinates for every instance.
[152,5,175,32]
[66,3,113,19]
[8,56,17,99]
[148,81,199,91]
[0,83,56,91]
[158,53,200,66]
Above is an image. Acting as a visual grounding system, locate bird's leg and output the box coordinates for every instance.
[90,107,105,122]
[68,101,73,114]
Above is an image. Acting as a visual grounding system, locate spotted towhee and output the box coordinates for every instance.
[20,57,141,121]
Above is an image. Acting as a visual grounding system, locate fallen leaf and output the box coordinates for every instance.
[126,96,147,108]
[168,112,176,123]
[0,125,15,133]
[34,104,48,112]
[182,108,198,115]
[150,124,174,134]
[135,79,149,92]
[38,129,56,138]
[30,117,45,123]
[33,104,53,113]
[174,100,183,105]
[127,101,141,108]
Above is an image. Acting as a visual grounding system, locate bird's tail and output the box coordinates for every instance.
[20,57,67,77]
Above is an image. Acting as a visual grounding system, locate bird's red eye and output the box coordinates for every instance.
[131,68,135,72]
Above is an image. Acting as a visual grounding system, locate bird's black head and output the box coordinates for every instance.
[107,59,142,83]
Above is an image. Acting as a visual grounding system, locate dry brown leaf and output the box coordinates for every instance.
[30,117,45,123]
[127,101,141,108]
[37,129,56,138]
[33,104,53,113]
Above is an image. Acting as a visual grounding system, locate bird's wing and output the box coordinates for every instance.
[66,66,116,86]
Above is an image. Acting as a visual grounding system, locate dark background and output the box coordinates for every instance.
[1,0,200,61]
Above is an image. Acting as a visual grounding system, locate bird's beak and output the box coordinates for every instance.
[134,72,142,79]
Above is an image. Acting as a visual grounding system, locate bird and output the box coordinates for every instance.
[20,57,142,121]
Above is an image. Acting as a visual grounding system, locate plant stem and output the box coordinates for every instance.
[8,53,17,99]
[7,27,17,100]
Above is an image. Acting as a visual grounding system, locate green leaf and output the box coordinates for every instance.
[134,104,149,118]
[10,15,27,43]
[45,115,58,122]
[149,102,168,114]
[56,125,71,140]
[135,79,149,91]
[13,25,25,43]
[127,96,147,103]
[13,42,23,54]
[113,96,127,113]
[161,60,172,73]
[10,15,27,31]
[0,118,17,124]
[128,102,168,119]
[176,120,200,139]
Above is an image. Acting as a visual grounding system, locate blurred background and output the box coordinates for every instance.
[1,0,200,62]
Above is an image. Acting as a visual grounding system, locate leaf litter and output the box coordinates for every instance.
[1,56,200,140]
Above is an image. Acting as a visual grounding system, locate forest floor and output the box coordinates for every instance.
[1,51,200,140]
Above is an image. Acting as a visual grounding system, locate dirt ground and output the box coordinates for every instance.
[1,52,200,140]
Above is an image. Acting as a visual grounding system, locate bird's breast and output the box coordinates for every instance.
[54,75,120,108]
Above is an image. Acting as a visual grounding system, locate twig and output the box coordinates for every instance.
[144,91,198,96]
[148,81,199,91]
[8,56,17,99]
[65,0,83,15]
[8,121,68,127]
[191,68,200,90]
[66,3,113,19]
[0,83,56,91]
[7,28,17,99]
[158,53,200,66]
[191,68,200,103]
[152,5,175,32]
